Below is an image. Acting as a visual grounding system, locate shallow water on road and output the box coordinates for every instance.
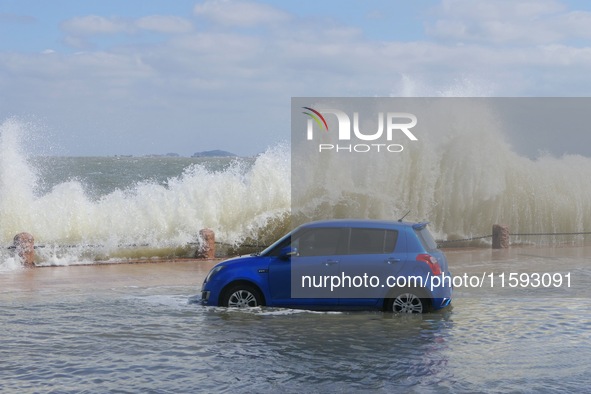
[1,247,590,393]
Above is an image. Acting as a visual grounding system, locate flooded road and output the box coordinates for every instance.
[1,247,590,393]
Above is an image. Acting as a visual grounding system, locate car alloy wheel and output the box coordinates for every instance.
[391,292,425,313]
[224,285,263,308]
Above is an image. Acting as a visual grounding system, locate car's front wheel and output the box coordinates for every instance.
[386,289,428,313]
[221,284,264,308]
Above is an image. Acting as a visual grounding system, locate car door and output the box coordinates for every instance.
[338,227,407,308]
[268,227,343,308]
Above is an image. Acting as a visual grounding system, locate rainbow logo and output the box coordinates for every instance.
[302,107,328,132]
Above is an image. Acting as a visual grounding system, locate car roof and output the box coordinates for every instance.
[298,219,426,229]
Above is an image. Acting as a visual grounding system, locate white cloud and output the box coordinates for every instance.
[0,13,36,24]
[5,0,591,156]
[61,15,129,35]
[194,0,290,27]
[554,11,591,39]
[135,15,194,34]
[428,0,591,44]
[438,0,564,20]
[171,32,261,54]
[18,2,591,101]
[61,14,194,36]
[62,35,93,50]
[60,14,195,49]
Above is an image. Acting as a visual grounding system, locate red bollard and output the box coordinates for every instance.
[195,229,216,259]
[14,232,35,267]
[492,224,510,249]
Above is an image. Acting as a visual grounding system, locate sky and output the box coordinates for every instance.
[1,0,591,157]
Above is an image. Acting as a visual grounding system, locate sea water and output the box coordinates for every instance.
[0,248,590,393]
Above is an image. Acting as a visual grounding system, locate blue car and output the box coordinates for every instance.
[201,219,452,313]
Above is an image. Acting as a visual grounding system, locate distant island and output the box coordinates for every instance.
[191,150,237,158]
[115,150,240,158]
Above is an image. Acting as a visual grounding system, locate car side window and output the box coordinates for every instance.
[294,228,348,256]
[349,228,398,254]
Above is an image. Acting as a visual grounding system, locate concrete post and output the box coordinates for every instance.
[195,229,216,259]
[492,224,510,249]
[14,232,35,267]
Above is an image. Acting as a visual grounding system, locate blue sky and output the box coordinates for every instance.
[1,0,591,156]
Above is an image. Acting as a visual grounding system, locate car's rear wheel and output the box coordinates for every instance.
[386,289,428,314]
[222,284,263,308]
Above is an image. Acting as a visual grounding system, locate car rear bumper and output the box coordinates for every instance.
[432,297,452,310]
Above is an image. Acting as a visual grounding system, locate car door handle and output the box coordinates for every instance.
[386,258,401,264]
[325,260,339,266]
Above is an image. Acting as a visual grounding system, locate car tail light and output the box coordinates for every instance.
[416,253,442,276]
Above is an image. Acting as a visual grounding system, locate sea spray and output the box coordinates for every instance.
[31,147,290,249]
[292,99,591,244]
[3,100,591,269]
[0,118,291,266]
[0,119,39,235]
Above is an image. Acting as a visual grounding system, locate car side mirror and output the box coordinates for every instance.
[279,246,297,260]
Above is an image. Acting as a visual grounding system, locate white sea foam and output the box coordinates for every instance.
[207,306,343,316]
[0,118,290,268]
[292,99,591,243]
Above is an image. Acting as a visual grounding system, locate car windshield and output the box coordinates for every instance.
[258,231,293,256]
